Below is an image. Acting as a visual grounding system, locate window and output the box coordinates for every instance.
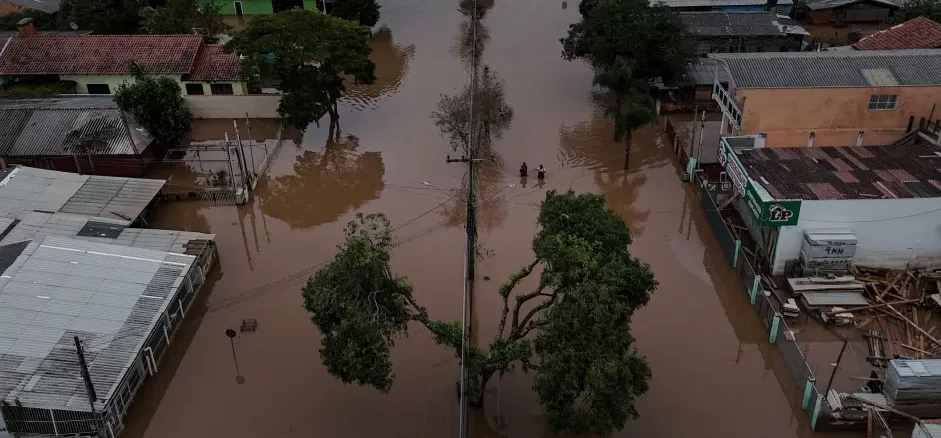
[185,83,205,95]
[210,83,234,95]
[868,94,898,110]
[86,84,110,95]
[807,132,815,148]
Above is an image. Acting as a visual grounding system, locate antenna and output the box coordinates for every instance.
[69,22,78,30]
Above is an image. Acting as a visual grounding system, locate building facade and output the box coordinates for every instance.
[710,49,941,147]
[680,11,807,55]
[716,135,941,274]
[655,0,793,15]
[0,33,246,96]
[214,0,320,14]
[805,0,900,24]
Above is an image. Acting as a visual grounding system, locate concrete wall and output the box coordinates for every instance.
[772,197,941,273]
[185,94,281,119]
[60,74,246,96]
[736,86,941,147]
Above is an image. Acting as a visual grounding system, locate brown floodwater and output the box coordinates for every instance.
[120,1,861,437]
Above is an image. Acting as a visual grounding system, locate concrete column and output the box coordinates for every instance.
[769,313,782,344]
[749,275,760,304]
[802,377,816,409]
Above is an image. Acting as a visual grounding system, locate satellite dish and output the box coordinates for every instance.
[69,22,78,30]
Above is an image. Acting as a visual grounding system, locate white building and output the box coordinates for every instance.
[718,134,941,274]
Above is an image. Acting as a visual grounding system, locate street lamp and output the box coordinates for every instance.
[422,181,458,201]
[476,183,516,207]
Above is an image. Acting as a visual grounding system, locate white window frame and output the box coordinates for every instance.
[868,94,898,111]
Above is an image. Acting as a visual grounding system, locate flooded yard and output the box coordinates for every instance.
[120,0,860,436]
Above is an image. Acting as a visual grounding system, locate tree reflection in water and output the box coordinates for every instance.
[557,105,667,237]
[344,26,417,109]
[259,133,385,229]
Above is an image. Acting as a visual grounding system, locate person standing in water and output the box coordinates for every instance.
[520,162,528,177]
[536,164,546,180]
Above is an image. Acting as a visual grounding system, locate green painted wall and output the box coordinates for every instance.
[60,74,247,96]
[217,0,320,14]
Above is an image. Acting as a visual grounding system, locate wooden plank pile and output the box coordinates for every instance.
[847,266,941,363]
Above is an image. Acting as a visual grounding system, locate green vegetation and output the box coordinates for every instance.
[225,9,376,133]
[302,190,657,434]
[893,0,941,23]
[140,0,230,43]
[332,0,381,27]
[562,0,692,166]
[114,72,192,147]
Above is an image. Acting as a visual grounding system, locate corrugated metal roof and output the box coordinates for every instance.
[710,49,941,88]
[736,141,941,200]
[0,167,164,223]
[655,0,793,7]
[806,0,900,9]
[913,423,941,438]
[0,235,196,411]
[0,97,154,157]
[687,58,731,85]
[680,12,787,37]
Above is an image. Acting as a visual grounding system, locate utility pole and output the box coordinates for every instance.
[245,113,257,178]
[233,120,252,188]
[73,336,103,436]
[224,133,236,191]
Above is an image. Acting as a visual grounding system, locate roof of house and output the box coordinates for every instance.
[0,235,197,411]
[680,11,801,37]
[0,0,24,14]
[0,30,91,39]
[733,140,941,200]
[0,166,213,414]
[655,0,794,7]
[806,0,901,10]
[0,166,165,224]
[687,58,731,85]
[4,0,59,13]
[710,49,941,88]
[0,35,203,76]
[853,17,941,50]
[0,97,154,157]
[184,45,242,82]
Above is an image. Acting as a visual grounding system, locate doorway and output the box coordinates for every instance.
[234,1,243,16]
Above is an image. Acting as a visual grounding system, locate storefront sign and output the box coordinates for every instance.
[745,182,802,226]
[720,141,801,227]
[717,141,747,194]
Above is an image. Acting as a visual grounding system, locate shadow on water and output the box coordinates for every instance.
[257,133,385,229]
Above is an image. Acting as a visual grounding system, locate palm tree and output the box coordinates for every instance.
[593,56,657,169]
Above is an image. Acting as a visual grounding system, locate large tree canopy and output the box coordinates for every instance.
[114,72,192,148]
[58,0,144,34]
[893,0,941,23]
[225,10,376,132]
[430,66,513,157]
[140,0,230,43]
[302,190,657,434]
[331,0,381,27]
[561,0,691,83]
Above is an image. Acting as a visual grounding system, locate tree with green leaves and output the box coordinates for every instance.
[430,66,513,157]
[225,10,376,134]
[562,0,691,79]
[593,56,657,169]
[331,0,380,27]
[892,1,941,23]
[114,72,192,148]
[561,0,689,167]
[57,0,144,34]
[302,189,657,434]
[140,0,230,44]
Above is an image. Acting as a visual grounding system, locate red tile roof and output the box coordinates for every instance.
[184,45,241,82]
[0,35,203,75]
[853,17,941,51]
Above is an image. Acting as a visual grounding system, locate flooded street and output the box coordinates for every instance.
[121,1,842,437]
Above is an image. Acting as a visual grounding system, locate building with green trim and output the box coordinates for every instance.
[215,0,327,15]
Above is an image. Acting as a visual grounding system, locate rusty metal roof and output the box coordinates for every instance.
[0,97,153,157]
[737,141,941,200]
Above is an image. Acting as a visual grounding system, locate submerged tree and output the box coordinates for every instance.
[593,56,657,169]
[225,10,376,133]
[114,71,192,148]
[430,66,513,157]
[302,190,657,434]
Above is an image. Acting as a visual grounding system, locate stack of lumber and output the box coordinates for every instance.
[886,359,941,417]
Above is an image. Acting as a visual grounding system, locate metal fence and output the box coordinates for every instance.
[699,178,740,268]
[698,179,830,429]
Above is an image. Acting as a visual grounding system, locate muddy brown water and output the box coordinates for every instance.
[121,1,861,437]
